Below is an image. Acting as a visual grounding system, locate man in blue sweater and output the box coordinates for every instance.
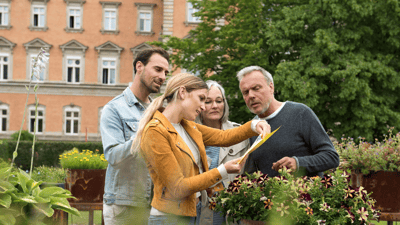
[237,66,339,177]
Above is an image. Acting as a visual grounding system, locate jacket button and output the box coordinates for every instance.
[229,149,233,154]
[216,178,220,181]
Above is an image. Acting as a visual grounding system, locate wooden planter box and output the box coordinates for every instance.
[351,171,400,213]
[65,169,106,204]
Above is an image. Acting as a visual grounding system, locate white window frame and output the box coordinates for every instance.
[32,5,46,28]
[0,104,9,132]
[99,1,120,34]
[67,7,81,29]
[101,57,117,85]
[30,54,46,82]
[135,3,155,36]
[186,1,201,24]
[104,8,116,31]
[28,105,44,134]
[0,3,9,27]
[139,11,151,32]
[66,56,81,83]
[64,107,80,135]
[0,53,9,81]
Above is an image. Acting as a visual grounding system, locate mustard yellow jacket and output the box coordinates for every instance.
[140,110,258,217]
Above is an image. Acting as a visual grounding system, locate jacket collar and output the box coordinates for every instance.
[152,111,207,169]
[123,87,152,107]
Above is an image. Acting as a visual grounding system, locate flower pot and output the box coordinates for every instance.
[351,171,400,213]
[65,169,106,204]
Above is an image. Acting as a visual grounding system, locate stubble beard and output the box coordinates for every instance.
[140,68,160,94]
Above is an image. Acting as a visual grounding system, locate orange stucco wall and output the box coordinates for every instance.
[0,93,113,133]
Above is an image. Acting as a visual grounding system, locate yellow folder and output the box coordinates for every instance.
[237,126,281,164]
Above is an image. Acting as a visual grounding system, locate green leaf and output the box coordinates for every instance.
[12,193,37,204]
[0,167,12,179]
[50,197,81,217]
[32,203,54,217]
[0,180,16,194]
[0,193,12,208]
[39,187,67,198]
[0,211,16,225]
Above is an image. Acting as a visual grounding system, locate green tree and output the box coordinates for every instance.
[154,0,400,141]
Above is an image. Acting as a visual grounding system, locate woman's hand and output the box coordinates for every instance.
[255,120,271,138]
[224,156,248,173]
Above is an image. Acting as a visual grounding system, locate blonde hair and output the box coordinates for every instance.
[131,73,208,155]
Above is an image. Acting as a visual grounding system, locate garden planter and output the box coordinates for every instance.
[65,169,106,203]
[351,171,400,213]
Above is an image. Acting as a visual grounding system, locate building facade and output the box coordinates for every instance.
[0,0,201,141]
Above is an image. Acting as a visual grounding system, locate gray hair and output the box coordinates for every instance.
[195,80,229,124]
[236,66,274,84]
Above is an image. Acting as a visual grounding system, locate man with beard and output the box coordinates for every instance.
[100,48,169,224]
[237,66,339,178]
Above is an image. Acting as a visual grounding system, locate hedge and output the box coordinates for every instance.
[0,140,103,170]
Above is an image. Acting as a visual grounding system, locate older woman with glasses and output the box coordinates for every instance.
[195,80,251,225]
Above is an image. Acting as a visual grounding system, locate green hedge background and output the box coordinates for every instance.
[0,140,103,170]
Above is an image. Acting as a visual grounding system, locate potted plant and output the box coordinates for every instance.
[209,168,380,225]
[335,127,400,214]
[60,148,108,204]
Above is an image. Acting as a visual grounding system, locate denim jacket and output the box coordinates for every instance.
[100,87,152,207]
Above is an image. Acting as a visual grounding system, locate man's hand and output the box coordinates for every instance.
[272,157,297,171]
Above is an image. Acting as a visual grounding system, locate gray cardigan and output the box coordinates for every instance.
[244,101,340,177]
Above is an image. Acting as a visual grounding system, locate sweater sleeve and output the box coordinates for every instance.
[296,106,340,174]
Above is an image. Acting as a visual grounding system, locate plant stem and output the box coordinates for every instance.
[30,90,39,177]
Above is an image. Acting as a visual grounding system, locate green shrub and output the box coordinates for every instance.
[10,130,35,141]
[4,141,103,170]
[30,166,67,183]
[60,148,108,169]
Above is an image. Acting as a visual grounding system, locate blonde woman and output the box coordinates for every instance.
[131,73,270,224]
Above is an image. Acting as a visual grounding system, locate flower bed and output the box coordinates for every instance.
[210,168,380,224]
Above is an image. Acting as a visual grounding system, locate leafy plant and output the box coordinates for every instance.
[210,168,380,224]
[60,148,108,170]
[30,166,67,184]
[10,130,34,142]
[0,167,80,225]
[336,127,400,175]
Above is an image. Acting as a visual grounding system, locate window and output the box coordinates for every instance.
[64,0,85,33]
[0,105,8,132]
[28,106,44,134]
[65,107,80,135]
[139,12,151,32]
[0,4,9,26]
[33,6,45,27]
[102,58,116,84]
[0,54,8,80]
[30,55,46,82]
[67,57,81,83]
[186,2,201,25]
[29,1,48,31]
[100,1,120,34]
[68,8,81,29]
[104,9,116,30]
[135,3,155,35]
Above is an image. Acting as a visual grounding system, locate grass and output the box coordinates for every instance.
[68,210,103,225]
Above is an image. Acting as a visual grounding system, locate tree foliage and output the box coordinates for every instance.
[152,0,400,141]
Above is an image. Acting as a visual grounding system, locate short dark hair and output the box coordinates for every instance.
[133,48,169,74]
